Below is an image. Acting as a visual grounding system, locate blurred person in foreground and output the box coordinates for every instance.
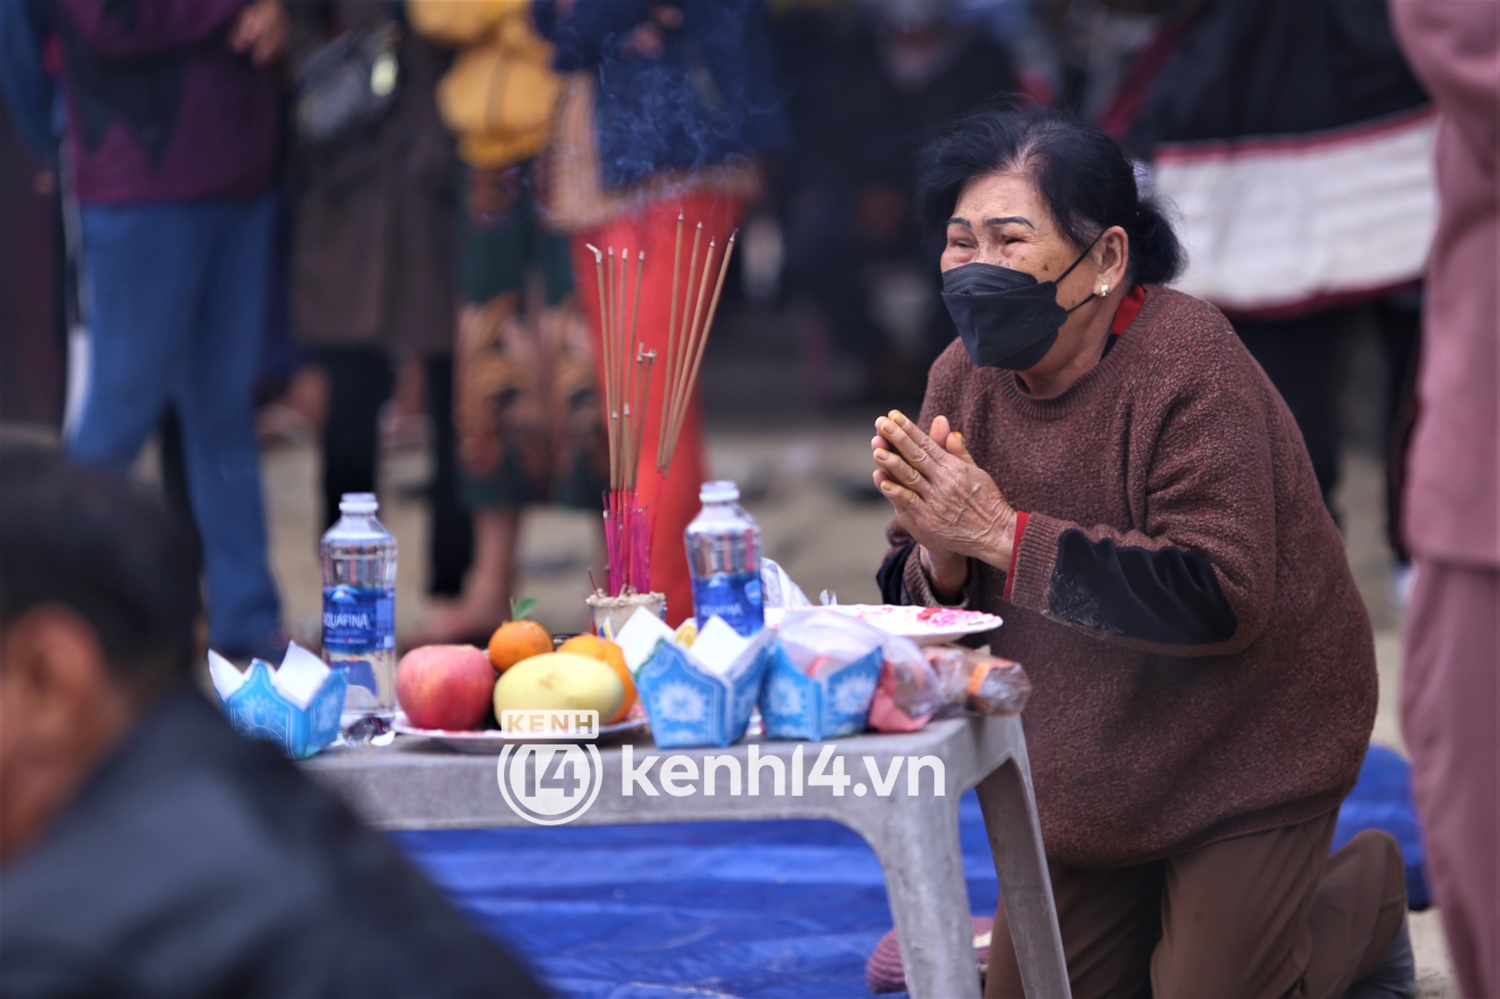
[0,449,546,998]
[285,0,474,627]
[874,102,1413,998]
[1390,3,1499,996]
[533,0,784,626]
[52,0,284,661]
[407,0,605,643]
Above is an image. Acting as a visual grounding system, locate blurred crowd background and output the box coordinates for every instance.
[0,1,1491,994]
[0,0,1436,645]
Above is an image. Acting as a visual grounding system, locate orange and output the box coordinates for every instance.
[558,634,636,723]
[487,619,553,673]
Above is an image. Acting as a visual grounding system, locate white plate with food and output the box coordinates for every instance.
[393,707,649,754]
[764,604,1002,645]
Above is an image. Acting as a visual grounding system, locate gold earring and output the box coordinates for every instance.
[1100,284,1111,298]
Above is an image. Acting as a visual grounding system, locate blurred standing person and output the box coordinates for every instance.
[774,0,1017,406]
[0,0,65,428]
[285,1,473,614]
[1049,0,1176,117]
[54,0,285,661]
[407,0,604,642]
[534,0,784,625]
[1108,0,1435,517]
[16,0,201,532]
[1390,4,1499,996]
[0,0,56,164]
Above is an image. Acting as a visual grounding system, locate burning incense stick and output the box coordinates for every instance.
[668,224,703,457]
[615,249,629,470]
[607,248,622,487]
[665,238,716,467]
[673,230,737,461]
[631,347,655,491]
[610,250,621,487]
[621,251,645,485]
[659,213,684,449]
[657,228,737,475]
[629,248,645,368]
[584,245,613,485]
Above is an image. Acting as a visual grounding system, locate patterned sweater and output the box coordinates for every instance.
[55,0,279,205]
[884,286,1377,868]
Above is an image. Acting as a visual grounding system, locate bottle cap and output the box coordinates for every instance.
[339,492,378,514]
[699,480,740,504]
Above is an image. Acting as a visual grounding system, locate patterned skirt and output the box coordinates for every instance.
[455,161,607,510]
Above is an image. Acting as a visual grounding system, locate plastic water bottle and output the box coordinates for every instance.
[320,492,397,740]
[685,481,764,636]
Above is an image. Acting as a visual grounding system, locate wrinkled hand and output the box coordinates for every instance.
[872,410,1018,582]
[230,0,288,67]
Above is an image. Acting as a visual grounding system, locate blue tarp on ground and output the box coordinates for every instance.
[1334,745,1428,910]
[394,747,1424,998]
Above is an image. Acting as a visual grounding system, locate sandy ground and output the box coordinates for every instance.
[257,416,1456,996]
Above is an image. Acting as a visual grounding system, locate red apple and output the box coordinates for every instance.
[396,644,495,730]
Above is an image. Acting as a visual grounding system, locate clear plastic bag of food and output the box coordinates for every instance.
[950,648,1031,717]
[764,610,887,739]
[867,632,942,733]
[868,642,1032,732]
[775,609,888,678]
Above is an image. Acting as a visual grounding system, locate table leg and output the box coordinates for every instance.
[852,793,983,999]
[976,757,1071,999]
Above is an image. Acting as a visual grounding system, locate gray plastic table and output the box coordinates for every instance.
[305,715,1069,999]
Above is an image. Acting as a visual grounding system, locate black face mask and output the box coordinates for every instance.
[940,236,1101,370]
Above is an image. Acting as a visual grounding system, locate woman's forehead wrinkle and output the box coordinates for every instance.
[955,182,1051,240]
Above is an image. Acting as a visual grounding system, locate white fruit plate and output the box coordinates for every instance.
[764,604,1003,645]
[393,706,648,754]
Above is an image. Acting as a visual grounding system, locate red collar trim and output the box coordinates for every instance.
[1109,284,1147,335]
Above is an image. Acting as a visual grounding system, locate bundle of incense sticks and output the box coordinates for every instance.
[585,220,736,598]
[658,215,737,475]
[585,243,656,597]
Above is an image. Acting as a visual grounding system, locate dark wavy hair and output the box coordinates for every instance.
[0,445,203,699]
[916,98,1185,284]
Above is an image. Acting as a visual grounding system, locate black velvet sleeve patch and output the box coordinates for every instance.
[877,543,916,605]
[1047,529,1238,645]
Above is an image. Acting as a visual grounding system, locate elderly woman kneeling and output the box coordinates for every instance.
[873,102,1412,998]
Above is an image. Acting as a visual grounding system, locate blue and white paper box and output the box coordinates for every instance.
[632,617,772,749]
[209,642,347,759]
[759,643,882,741]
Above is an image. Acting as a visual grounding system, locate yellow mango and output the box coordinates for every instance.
[492,651,624,721]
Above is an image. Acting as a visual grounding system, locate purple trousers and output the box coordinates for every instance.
[1403,560,1499,998]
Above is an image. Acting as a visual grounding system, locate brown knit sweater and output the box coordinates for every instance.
[886,286,1377,869]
